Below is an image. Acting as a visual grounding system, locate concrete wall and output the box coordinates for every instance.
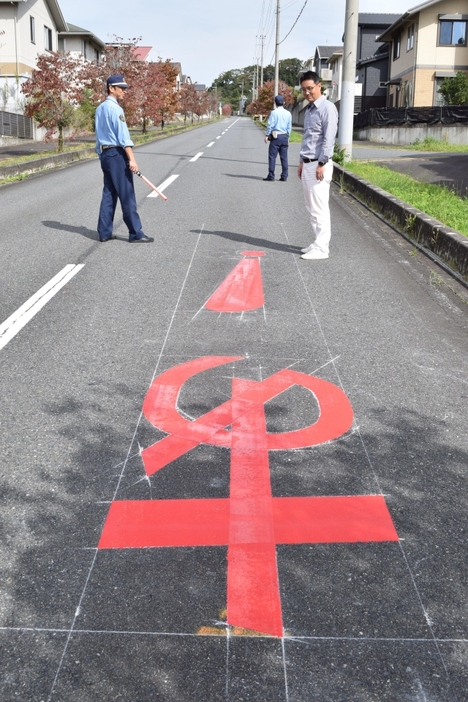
[356,123,468,145]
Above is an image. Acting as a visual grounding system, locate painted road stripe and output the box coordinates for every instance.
[147,174,179,198]
[207,141,215,147]
[189,152,203,162]
[216,136,221,139]
[0,264,84,351]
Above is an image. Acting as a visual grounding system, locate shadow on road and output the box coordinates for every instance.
[191,228,301,254]
[41,220,126,243]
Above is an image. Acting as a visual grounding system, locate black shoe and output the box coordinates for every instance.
[129,235,154,243]
[263,177,274,181]
[279,178,287,181]
[100,236,117,242]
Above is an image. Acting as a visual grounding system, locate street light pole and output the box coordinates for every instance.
[337,0,359,162]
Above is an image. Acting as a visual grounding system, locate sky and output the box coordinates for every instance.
[57,0,415,86]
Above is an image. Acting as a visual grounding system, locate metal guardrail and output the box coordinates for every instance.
[0,111,33,139]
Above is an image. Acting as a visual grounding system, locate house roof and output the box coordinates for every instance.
[9,0,68,32]
[376,0,445,42]
[358,13,402,26]
[132,46,152,61]
[314,45,343,60]
[59,23,105,49]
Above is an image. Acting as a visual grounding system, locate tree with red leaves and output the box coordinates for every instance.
[222,104,232,116]
[21,51,89,151]
[246,80,294,118]
[178,83,198,123]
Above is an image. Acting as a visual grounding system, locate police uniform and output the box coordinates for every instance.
[264,96,292,181]
[95,75,147,242]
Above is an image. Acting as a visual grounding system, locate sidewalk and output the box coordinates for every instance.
[352,143,468,198]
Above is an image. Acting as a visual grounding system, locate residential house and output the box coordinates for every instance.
[356,13,401,111]
[303,45,343,94]
[0,0,66,112]
[377,0,468,107]
[328,48,343,104]
[58,23,104,63]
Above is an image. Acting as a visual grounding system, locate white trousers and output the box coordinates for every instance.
[301,160,333,254]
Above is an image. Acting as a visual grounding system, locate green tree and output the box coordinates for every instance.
[210,59,304,112]
[439,71,468,105]
[210,68,254,112]
[278,58,304,88]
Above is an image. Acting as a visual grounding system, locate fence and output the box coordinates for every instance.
[354,105,468,130]
[0,111,33,139]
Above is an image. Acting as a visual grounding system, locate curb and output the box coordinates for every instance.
[0,147,97,178]
[0,119,223,180]
[333,163,468,282]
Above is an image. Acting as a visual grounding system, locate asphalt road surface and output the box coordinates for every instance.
[1,117,468,701]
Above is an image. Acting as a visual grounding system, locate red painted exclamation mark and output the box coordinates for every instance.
[205,251,265,312]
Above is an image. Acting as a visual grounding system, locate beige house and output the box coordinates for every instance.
[0,0,103,114]
[378,0,468,107]
[58,23,104,63]
[0,0,66,112]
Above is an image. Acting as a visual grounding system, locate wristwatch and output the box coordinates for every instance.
[318,161,325,166]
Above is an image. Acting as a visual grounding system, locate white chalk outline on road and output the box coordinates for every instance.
[207,142,215,147]
[147,174,179,198]
[189,152,203,162]
[0,264,84,351]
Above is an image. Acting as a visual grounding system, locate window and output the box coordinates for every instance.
[407,24,414,51]
[30,16,35,44]
[44,26,53,51]
[434,77,446,106]
[439,20,467,45]
[393,33,401,60]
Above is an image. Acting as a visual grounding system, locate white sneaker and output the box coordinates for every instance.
[300,249,329,260]
[301,244,315,254]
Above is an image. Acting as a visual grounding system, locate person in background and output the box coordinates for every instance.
[95,74,153,243]
[297,71,338,260]
[263,95,292,182]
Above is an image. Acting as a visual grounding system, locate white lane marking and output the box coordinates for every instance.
[0,264,84,351]
[207,142,215,147]
[189,152,203,162]
[216,136,221,139]
[147,174,179,198]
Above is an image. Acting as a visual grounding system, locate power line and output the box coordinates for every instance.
[279,0,309,45]
[267,0,310,65]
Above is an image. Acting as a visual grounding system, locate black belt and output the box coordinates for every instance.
[302,157,318,163]
[101,145,119,150]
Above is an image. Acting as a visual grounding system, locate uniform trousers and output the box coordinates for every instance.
[268,133,289,180]
[98,147,144,241]
[301,160,334,254]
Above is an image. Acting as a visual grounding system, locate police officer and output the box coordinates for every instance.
[263,95,292,181]
[95,74,153,243]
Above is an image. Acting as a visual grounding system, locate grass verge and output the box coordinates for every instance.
[403,137,468,153]
[344,161,468,237]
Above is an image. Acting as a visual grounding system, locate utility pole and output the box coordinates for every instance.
[260,35,265,87]
[337,0,359,162]
[274,0,281,101]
